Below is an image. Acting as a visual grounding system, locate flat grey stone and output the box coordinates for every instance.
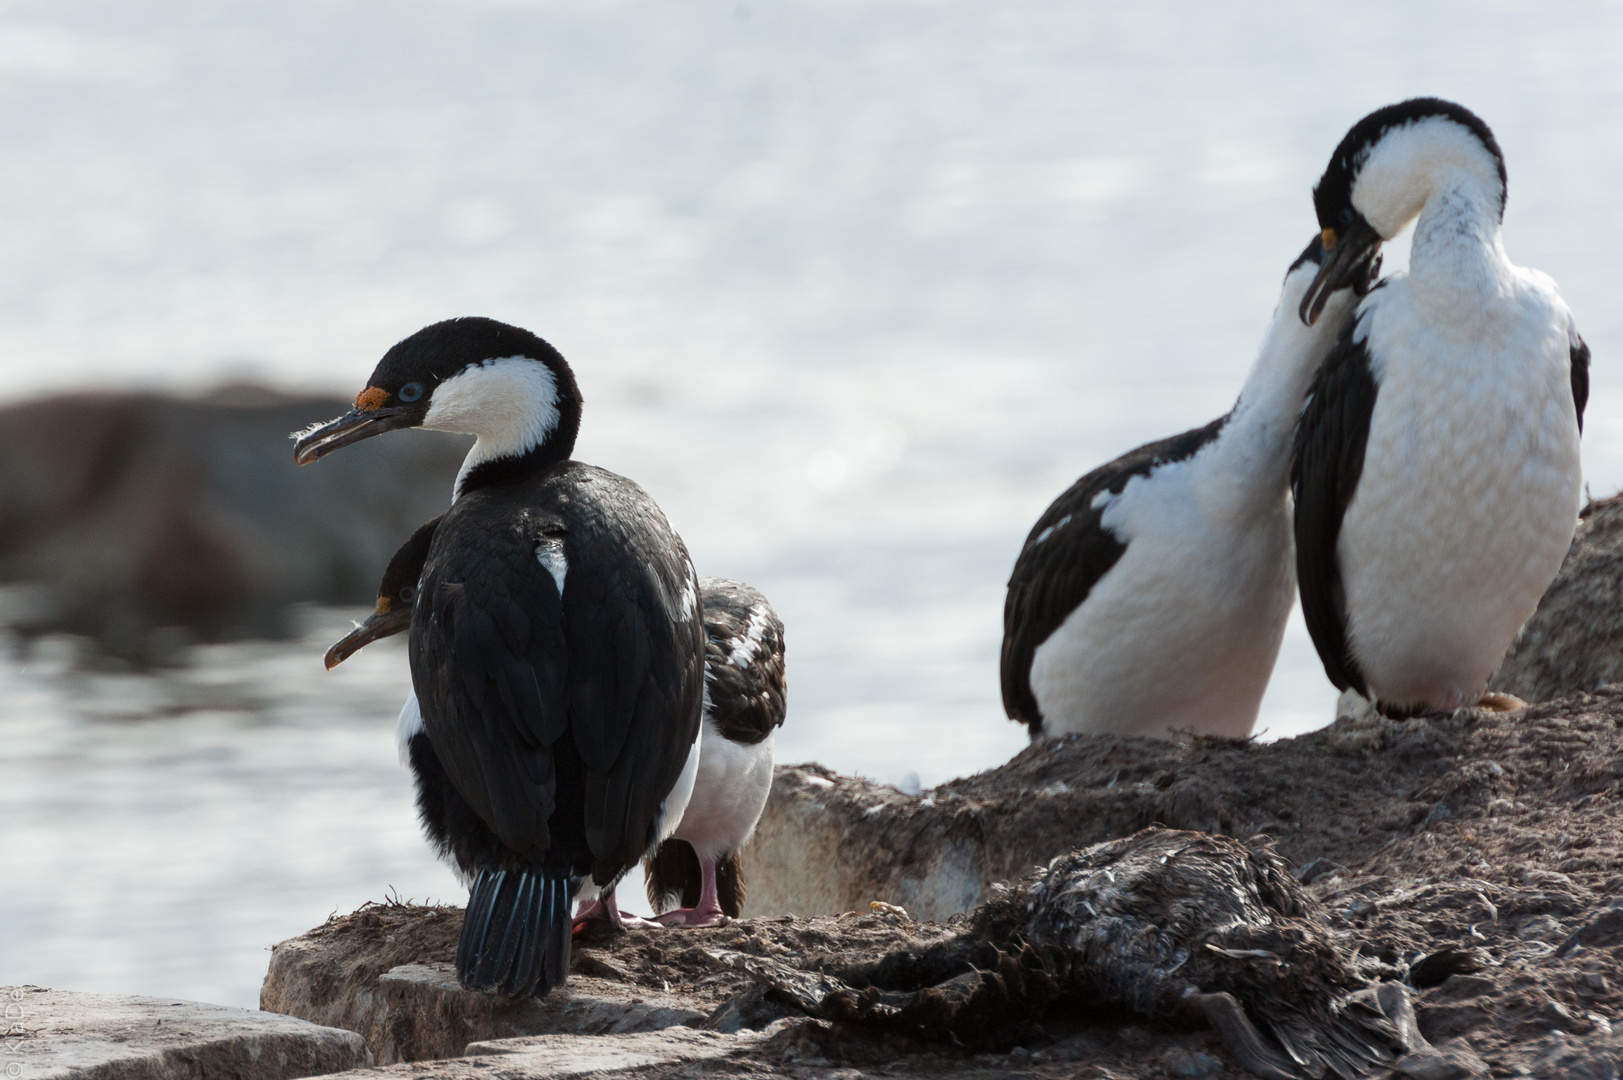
[262,938,710,1065]
[2,985,371,1080]
[316,1027,755,1079]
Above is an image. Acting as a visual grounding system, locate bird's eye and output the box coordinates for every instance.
[400,585,417,603]
[1340,208,1354,225]
[399,382,423,403]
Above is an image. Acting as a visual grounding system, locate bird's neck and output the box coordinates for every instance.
[1204,281,1356,498]
[1406,173,1510,310]
[454,436,573,499]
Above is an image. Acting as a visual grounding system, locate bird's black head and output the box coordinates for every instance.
[1299,98,1505,325]
[324,515,440,670]
[294,317,583,494]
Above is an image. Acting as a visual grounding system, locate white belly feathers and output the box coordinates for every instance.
[1339,280,1583,707]
[1029,451,1297,739]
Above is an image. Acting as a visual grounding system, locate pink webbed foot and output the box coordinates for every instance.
[651,855,730,928]
[572,892,660,940]
[653,904,729,928]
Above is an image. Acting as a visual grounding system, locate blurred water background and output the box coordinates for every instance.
[4,0,1622,1009]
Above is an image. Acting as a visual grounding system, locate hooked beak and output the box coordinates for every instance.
[293,406,418,466]
[1299,217,1382,326]
[324,604,412,670]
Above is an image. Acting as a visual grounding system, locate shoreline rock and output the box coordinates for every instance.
[0,385,467,658]
[2,985,370,1080]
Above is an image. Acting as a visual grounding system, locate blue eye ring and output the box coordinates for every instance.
[399,382,423,403]
[1339,208,1355,225]
[399,585,417,603]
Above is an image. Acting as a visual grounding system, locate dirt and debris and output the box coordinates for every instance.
[270,686,1623,1079]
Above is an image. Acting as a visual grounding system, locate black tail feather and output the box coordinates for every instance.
[457,868,580,997]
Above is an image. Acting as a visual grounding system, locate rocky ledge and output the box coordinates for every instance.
[262,686,1623,1080]
[2,986,371,1080]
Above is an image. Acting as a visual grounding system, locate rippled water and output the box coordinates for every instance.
[4,0,1623,1008]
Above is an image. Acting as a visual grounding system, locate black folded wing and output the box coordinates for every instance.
[1290,323,1378,698]
[411,464,704,883]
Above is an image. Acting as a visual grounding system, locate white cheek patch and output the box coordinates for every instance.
[421,356,562,499]
[535,538,567,596]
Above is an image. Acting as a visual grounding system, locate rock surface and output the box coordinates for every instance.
[2,985,371,1080]
[312,1027,763,1079]
[0,386,466,657]
[1493,492,1623,704]
[264,689,1623,1079]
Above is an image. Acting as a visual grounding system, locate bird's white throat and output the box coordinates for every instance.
[421,356,562,500]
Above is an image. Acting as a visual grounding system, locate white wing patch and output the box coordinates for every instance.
[535,537,567,595]
[1033,514,1072,546]
[728,602,774,668]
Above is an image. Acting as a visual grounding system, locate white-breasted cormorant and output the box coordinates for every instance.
[1292,98,1588,716]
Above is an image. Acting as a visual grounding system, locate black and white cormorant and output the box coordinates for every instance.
[645,576,785,927]
[294,318,705,998]
[326,525,788,931]
[1001,234,1377,740]
[1292,98,1588,716]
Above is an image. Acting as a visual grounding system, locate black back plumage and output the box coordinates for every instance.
[412,460,703,878]
[1290,320,1379,700]
[1001,417,1228,735]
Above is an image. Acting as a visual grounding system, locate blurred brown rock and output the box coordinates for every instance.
[0,385,467,657]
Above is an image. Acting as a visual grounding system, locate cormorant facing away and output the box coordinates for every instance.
[821,827,1433,1079]
[1002,234,1377,739]
[295,318,705,998]
[1293,99,1588,716]
[645,576,785,926]
[328,522,787,931]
